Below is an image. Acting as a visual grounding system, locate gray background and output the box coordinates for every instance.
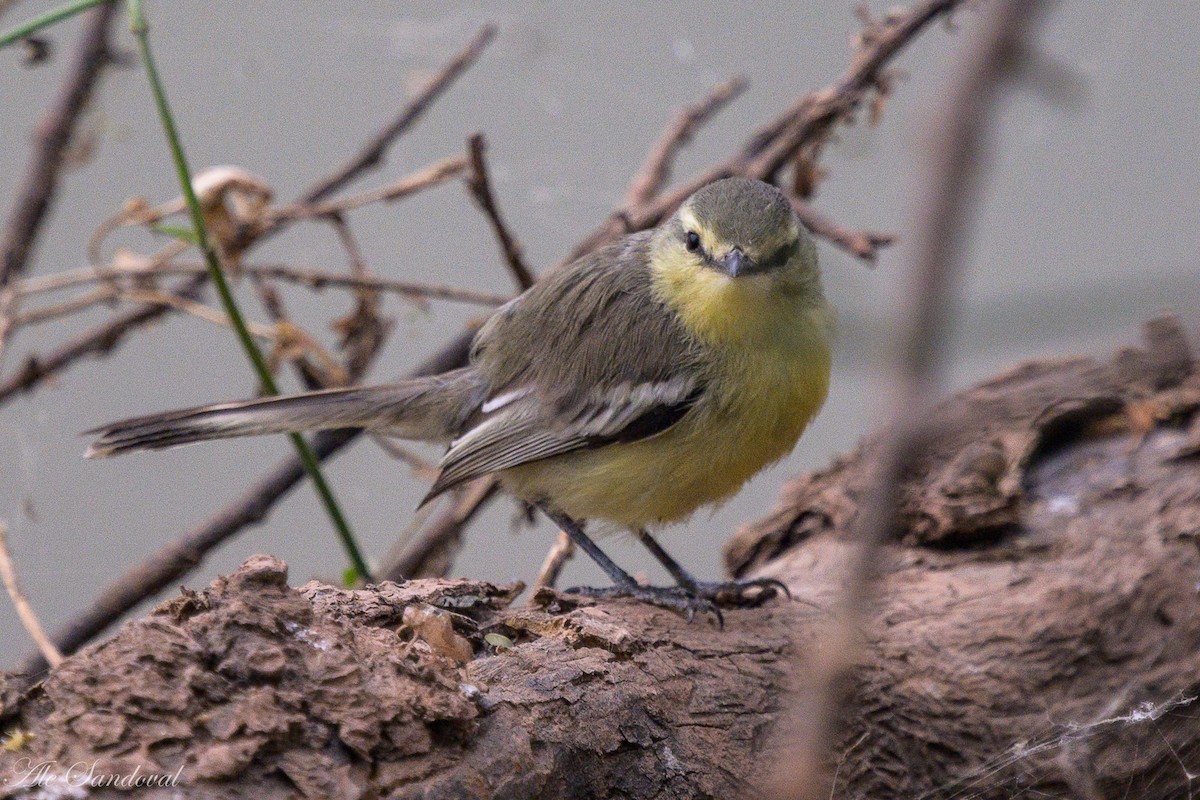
[1,1,1197,668]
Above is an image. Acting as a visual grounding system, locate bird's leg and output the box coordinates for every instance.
[634,528,790,609]
[632,527,698,588]
[535,503,635,589]
[534,503,721,623]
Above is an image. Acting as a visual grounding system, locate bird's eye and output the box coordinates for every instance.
[685,231,701,252]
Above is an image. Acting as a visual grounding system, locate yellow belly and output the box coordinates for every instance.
[501,304,832,527]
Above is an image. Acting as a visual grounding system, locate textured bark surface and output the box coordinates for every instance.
[2,317,1199,799]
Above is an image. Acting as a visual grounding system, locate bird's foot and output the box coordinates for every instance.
[683,576,790,608]
[564,583,724,625]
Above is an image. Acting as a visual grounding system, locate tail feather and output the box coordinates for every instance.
[85,368,482,458]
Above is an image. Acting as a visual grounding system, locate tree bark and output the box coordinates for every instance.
[2,316,1198,799]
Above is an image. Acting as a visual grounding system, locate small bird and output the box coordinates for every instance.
[86,177,833,620]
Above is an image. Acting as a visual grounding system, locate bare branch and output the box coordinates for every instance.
[789,197,895,263]
[0,521,63,669]
[11,280,346,390]
[624,76,748,208]
[743,0,969,178]
[275,156,468,221]
[465,133,534,290]
[564,0,967,265]
[253,277,342,389]
[249,261,513,307]
[368,433,438,476]
[0,153,473,405]
[380,477,499,582]
[301,24,497,206]
[14,285,278,339]
[324,211,393,383]
[0,274,207,405]
[1,0,118,287]
[11,285,116,326]
[14,259,511,307]
[532,530,576,590]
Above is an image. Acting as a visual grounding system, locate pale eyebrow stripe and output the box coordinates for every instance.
[678,206,700,233]
[677,206,719,254]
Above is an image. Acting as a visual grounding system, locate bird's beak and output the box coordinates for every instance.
[721,247,755,277]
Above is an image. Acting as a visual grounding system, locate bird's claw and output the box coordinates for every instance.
[686,576,791,608]
[563,577,790,626]
[563,583,725,626]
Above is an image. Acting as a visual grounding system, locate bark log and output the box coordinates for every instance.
[1,316,1198,799]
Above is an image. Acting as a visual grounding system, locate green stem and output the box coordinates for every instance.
[0,0,110,49]
[125,0,373,582]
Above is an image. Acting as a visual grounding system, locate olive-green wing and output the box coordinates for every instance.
[423,233,706,501]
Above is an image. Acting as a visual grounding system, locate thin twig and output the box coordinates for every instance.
[119,287,280,339]
[12,284,278,341]
[0,521,63,669]
[329,214,369,281]
[252,278,340,389]
[0,274,207,405]
[624,76,749,207]
[368,433,438,476]
[275,156,468,221]
[465,133,534,290]
[789,197,895,264]
[0,27,495,409]
[532,530,576,590]
[743,0,970,179]
[302,24,497,205]
[252,231,335,390]
[324,211,392,383]
[564,0,965,265]
[765,3,1045,798]
[380,476,499,582]
[123,287,350,391]
[11,285,116,326]
[13,260,511,307]
[1,0,118,287]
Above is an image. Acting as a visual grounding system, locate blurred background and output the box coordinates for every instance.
[1,1,1197,669]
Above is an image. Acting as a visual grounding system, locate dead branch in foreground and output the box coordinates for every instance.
[2,319,1197,799]
[767,3,1048,797]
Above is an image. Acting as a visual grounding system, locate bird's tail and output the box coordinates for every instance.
[84,368,482,458]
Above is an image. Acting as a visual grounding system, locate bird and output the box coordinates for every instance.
[86,177,834,621]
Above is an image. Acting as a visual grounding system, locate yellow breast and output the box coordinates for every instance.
[502,251,832,528]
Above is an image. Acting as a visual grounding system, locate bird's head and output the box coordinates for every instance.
[658,177,818,291]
